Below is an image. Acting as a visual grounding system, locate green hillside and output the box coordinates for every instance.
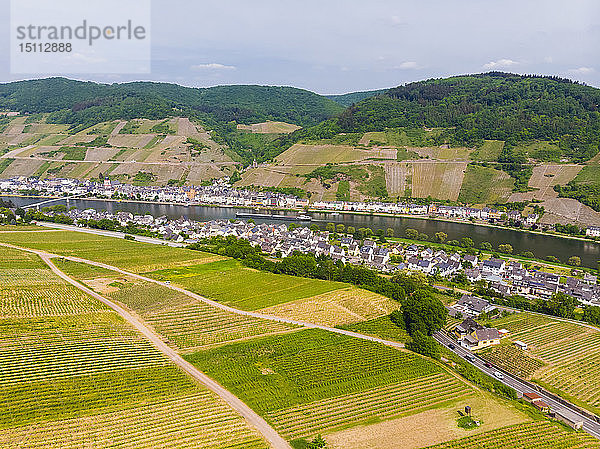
[0,78,343,129]
[300,73,600,163]
[326,89,387,106]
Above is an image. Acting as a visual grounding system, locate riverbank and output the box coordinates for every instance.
[311,208,600,245]
[3,194,599,268]
[5,193,598,244]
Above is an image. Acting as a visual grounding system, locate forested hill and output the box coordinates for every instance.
[0,78,344,128]
[326,89,387,106]
[303,73,600,162]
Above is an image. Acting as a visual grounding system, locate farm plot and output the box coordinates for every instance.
[184,329,448,416]
[486,312,600,409]
[108,134,155,148]
[458,165,514,204]
[509,164,583,202]
[0,158,46,177]
[0,312,170,385]
[269,373,471,440]
[385,162,409,196]
[258,287,399,327]
[420,421,600,449]
[238,167,287,188]
[276,144,370,165]
[339,315,410,343]
[84,147,120,161]
[147,259,346,311]
[237,121,301,134]
[0,391,267,449]
[538,197,600,227]
[0,246,270,448]
[470,140,504,161]
[409,147,472,160]
[105,279,298,350]
[411,162,467,201]
[480,344,545,378]
[186,163,234,184]
[0,231,219,273]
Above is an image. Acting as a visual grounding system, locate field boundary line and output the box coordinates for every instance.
[0,242,406,351]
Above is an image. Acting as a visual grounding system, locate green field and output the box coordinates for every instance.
[0,231,218,272]
[107,277,299,350]
[338,315,410,343]
[186,328,472,439]
[458,164,514,203]
[363,128,444,148]
[147,259,346,310]
[471,140,505,161]
[420,421,600,449]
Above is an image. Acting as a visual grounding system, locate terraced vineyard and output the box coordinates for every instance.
[0,245,268,448]
[486,312,600,410]
[420,421,600,449]
[269,373,472,439]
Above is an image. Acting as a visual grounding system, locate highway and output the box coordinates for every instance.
[434,331,600,439]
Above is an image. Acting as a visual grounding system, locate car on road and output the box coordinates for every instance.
[494,371,504,380]
[484,361,493,368]
[448,343,455,349]
[465,354,476,362]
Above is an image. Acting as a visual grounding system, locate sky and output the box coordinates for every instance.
[1,0,599,94]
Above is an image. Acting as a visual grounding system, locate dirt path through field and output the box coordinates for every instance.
[0,243,291,449]
[111,121,127,136]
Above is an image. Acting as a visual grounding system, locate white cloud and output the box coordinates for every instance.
[190,63,236,70]
[483,59,519,70]
[568,67,594,75]
[397,61,419,70]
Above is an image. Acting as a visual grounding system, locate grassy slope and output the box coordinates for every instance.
[458,165,514,203]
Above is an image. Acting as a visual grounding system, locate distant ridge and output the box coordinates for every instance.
[326,89,387,106]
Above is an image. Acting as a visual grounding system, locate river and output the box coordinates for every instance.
[4,196,599,269]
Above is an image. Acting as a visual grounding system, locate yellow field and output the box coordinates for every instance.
[410,161,467,201]
[277,144,381,165]
[258,287,400,327]
[509,164,583,202]
[237,121,301,134]
[325,392,528,449]
[269,373,474,440]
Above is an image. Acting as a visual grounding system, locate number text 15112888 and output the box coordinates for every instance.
[19,43,72,52]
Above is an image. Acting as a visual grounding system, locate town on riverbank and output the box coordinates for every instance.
[1,176,599,241]
[5,201,598,310]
